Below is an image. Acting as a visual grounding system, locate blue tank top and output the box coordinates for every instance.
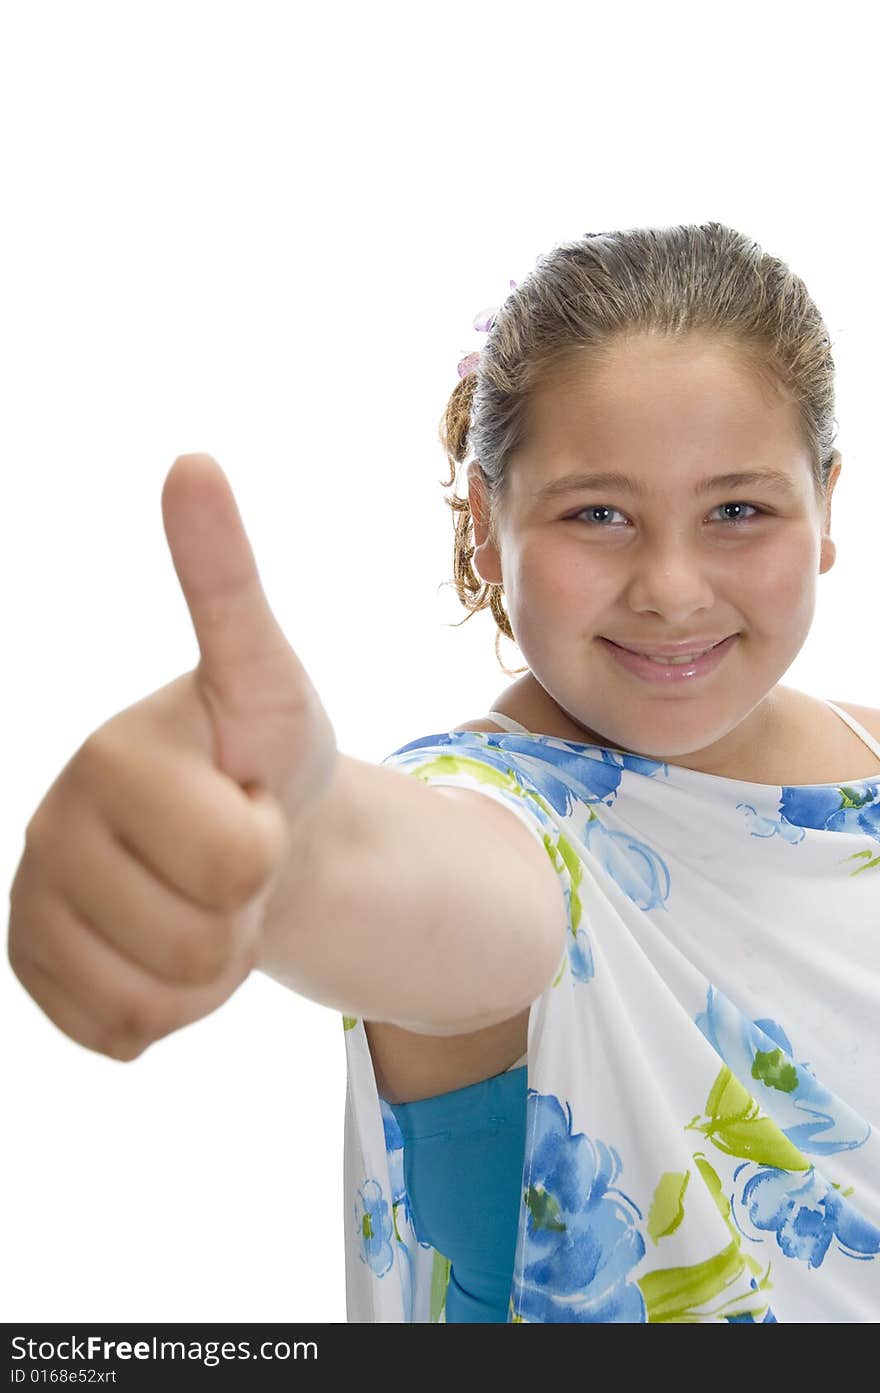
[386,1063,528,1323]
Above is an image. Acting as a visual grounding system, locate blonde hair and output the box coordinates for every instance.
[438,221,840,675]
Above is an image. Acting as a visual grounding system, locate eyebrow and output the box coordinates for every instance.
[533,468,800,501]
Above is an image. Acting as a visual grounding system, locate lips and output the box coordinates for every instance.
[597,633,739,683]
[607,636,732,658]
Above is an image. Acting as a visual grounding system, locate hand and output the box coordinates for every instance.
[7,453,338,1060]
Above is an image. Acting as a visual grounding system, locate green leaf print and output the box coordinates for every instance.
[412,752,532,798]
[692,1153,764,1280]
[555,830,584,932]
[692,1153,729,1220]
[544,829,586,985]
[639,1239,757,1323]
[647,1171,690,1243]
[751,1047,797,1092]
[525,1184,567,1232]
[638,1151,773,1320]
[342,1016,357,1031]
[839,784,876,809]
[687,1066,810,1171]
[832,1181,856,1199]
[430,1251,451,1324]
[840,848,880,876]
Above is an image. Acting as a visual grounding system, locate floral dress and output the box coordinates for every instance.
[341,701,880,1322]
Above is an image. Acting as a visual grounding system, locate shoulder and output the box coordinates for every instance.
[828,700,880,740]
[449,718,507,733]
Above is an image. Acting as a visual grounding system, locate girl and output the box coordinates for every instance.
[342,223,880,1322]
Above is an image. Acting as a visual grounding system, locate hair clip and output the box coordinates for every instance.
[457,279,518,378]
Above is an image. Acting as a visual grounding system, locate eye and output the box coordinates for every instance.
[567,501,765,527]
[710,501,763,525]
[568,505,628,526]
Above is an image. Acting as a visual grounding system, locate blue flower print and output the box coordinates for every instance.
[490,738,670,816]
[583,819,671,912]
[354,1178,394,1277]
[737,803,805,844]
[385,731,670,819]
[513,1091,647,1322]
[696,986,870,1156]
[381,1100,409,1218]
[779,782,880,841]
[388,733,593,818]
[739,1166,880,1268]
[379,1099,417,1319]
[486,735,621,815]
[567,921,594,983]
[725,1279,778,1322]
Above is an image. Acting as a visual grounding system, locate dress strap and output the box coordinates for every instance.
[487,701,880,761]
[824,700,880,760]
[486,710,531,734]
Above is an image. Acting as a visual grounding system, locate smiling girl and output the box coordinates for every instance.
[347,223,880,1323]
[9,222,879,1326]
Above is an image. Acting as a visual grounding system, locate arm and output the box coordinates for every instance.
[255,752,568,1036]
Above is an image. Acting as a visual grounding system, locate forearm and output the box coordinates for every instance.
[254,751,563,1035]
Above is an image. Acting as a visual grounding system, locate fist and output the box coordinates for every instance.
[7,453,337,1059]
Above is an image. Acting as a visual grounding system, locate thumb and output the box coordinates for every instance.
[161,452,329,796]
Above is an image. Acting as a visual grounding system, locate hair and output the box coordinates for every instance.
[438,221,840,676]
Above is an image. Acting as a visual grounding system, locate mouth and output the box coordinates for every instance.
[605,636,733,663]
[597,634,739,682]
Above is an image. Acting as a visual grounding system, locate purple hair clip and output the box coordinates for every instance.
[457,279,518,379]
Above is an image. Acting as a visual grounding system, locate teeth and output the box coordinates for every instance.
[643,649,711,664]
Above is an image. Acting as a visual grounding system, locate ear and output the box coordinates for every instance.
[818,450,842,576]
[467,462,504,585]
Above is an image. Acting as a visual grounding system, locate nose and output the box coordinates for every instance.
[624,535,716,623]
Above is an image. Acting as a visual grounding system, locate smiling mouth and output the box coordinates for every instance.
[604,637,733,662]
[596,633,740,681]
[604,637,735,657]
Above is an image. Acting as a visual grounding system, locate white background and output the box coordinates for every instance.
[2,0,878,1324]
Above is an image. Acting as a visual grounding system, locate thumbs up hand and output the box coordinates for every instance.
[7,453,338,1060]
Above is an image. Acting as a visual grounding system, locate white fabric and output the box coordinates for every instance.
[486,710,532,733]
[341,698,880,1322]
[474,705,876,1090]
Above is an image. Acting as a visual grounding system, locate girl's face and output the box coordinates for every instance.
[468,334,841,774]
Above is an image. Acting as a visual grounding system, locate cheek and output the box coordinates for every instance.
[506,543,614,618]
[739,530,819,628]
